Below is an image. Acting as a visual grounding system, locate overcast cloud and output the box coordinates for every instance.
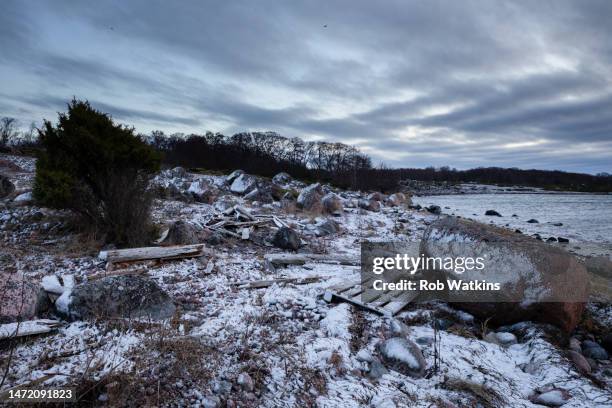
[1,0,611,173]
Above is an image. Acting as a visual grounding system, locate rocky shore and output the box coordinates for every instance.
[1,153,611,407]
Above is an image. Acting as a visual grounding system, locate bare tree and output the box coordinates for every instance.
[0,117,19,148]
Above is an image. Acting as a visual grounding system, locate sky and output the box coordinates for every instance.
[1,1,611,174]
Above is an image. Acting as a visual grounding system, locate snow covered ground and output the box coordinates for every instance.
[1,154,610,407]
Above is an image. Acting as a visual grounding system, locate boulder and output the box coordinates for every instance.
[485,210,502,217]
[164,221,199,245]
[367,358,389,380]
[226,169,244,184]
[386,193,410,207]
[297,183,324,212]
[377,337,426,378]
[272,227,300,250]
[59,275,175,320]
[529,388,571,407]
[581,340,608,360]
[0,175,15,198]
[367,192,385,202]
[230,174,258,195]
[245,181,283,203]
[322,193,343,215]
[1,272,47,323]
[272,172,292,185]
[567,350,591,374]
[527,219,539,223]
[583,256,612,279]
[316,219,340,236]
[420,217,589,333]
[13,191,33,204]
[483,331,517,347]
[426,205,441,215]
[188,180,218,204]
[244,187,273,203]
[358,198,380,212]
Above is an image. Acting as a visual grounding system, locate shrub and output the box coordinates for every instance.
[33,99,161,246]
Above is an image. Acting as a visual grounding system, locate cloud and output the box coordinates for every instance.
[1,0,611,173]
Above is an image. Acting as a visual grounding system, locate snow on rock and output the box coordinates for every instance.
[41,275,64,295]
[230,173,258,194]
[377,337,426,378]
[530,388,572,407]
[14,191,33,203]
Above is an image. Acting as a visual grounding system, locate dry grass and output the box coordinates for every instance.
[442,377,505,408]
[349,308,370,353]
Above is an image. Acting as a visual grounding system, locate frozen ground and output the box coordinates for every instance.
[1,154,611,407]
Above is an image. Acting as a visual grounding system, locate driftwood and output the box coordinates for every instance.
[99,244,211,263]
[264,253,359,270]
[231,276,325,289]
[0,319,62,340]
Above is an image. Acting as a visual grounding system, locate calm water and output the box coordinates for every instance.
[413,193,612,257]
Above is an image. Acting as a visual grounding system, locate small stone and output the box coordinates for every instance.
[567,350,591,374]
[426,205,441,215]
[582,341,608,360]
[568,338,581,353]
[367,358,388,380]
[530,388,571,407]
[237,373,254,392]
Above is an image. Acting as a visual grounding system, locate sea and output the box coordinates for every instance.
[413,193,612,258]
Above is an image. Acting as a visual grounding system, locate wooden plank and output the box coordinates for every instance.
[99,244,210,263]
[380,290,420,315]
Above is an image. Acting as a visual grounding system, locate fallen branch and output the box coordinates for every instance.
[231,276,326,289]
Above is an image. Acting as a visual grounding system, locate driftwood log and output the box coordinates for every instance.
[99,244,211,264]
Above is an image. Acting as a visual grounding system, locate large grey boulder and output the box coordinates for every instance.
[244,181,282,203]
[420,217,589,333]
[272,227,300,250]
[322,193,343,215]
[188,180,219,204]
[297,183,324,212]
[377,337,426,378]
[164,221,199,245]
[1,271,47,323]
[226,169,244,184]
[272,172,292,185]
[386,192,410,207]
[358,198,380,212]
[230,174,258,195]
[60,275,175,321]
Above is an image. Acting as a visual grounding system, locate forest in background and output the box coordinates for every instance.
[2,116,612,192]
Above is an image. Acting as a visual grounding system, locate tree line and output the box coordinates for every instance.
[2,114,611,192]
